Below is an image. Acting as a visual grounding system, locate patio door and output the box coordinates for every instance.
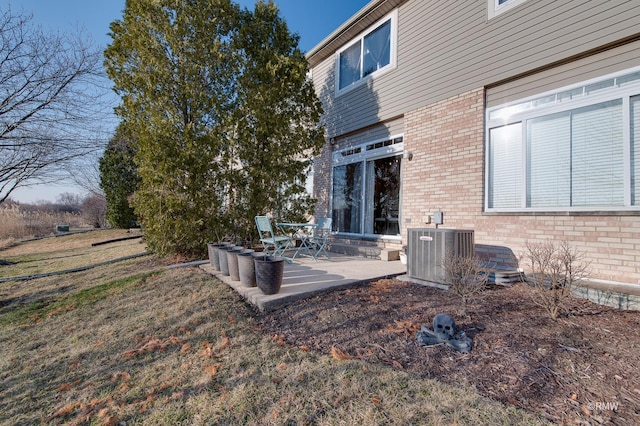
[364,155,401,235]
[331,137,403,238]
[331,162,362,234]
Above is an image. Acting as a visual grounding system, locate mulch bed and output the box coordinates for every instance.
[257,279,640,425]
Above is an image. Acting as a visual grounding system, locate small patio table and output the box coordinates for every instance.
[276,222,316,260]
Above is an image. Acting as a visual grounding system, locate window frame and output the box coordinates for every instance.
[488,0,529,19]
[485,66,640,213]
[331,135,404,239]
[334,10,398,97]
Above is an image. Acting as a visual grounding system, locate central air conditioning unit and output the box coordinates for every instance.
[407,228,474,283]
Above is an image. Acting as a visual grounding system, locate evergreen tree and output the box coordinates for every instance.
[228,1,324,241]
[99,125,140,228]
[105,0,240,255]
[104,0,324,257]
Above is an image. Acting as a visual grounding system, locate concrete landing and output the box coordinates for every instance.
[200,253,407,312]
[200,254,640,312]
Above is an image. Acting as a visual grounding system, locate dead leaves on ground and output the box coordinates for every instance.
[49,371,186,424]
[327,319,417,367]
[47,397,119,425]
[120,332,232,376]
[385,320,421,336]
[203,363,222,377]
[332,344,404,369]
[199,332,231,358]
[121,335,185,359]
[56,379,82,392]
[360,279,409,303]
[45,331,233,423]
[331,345,354,360]
[111,371,131,383]
[272,333,287,346]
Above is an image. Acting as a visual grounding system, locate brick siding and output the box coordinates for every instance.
[402,88,640,284]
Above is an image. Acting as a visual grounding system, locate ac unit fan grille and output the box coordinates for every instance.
[407,228,474,283]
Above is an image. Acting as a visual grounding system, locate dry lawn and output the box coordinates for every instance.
[0,233,546,425]
[0,229,146,279]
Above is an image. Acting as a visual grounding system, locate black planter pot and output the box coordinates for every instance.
[237,251,258,287]
[254,255,285,295]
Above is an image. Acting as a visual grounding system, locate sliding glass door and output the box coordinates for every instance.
[332,162,362,234]
[365,155,401,235]
[331,136,403,238]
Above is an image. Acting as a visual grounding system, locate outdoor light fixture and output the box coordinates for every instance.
[403,150,413,161]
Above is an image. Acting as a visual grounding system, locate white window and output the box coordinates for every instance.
[488,0,529,19]
[486,67,640,212]
[332,136,403,237]
[335,11,397,95]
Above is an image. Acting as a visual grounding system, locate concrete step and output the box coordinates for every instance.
[328,242,383,259]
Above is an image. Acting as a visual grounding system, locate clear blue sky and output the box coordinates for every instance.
[4,0,370,203]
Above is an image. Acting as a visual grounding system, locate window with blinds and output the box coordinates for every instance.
[488,123,522,209]
[632,95,640,205]
[486,68,640,212]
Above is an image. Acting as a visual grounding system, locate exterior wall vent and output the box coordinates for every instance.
[407,228,475,283]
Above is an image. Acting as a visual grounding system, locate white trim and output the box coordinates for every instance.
[334,10,398,97]
[330,134,404,238]
[488,0,529,19]
[332,134,404,166]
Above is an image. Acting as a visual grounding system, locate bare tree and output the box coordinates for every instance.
[0,7,113,203]
[81,193,107,228]
[71,150,106,197]
[56,192,81,212]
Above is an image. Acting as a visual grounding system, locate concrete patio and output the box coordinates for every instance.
[200,253,407,312]
[198,252,640,313]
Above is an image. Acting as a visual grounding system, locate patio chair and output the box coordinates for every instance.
[308,217,332,260]
[255,215,292,258]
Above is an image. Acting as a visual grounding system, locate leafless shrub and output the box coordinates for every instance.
[520,240,589,321]
[441,254,489,316]
[81,194,107,228]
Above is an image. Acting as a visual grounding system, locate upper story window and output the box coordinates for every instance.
[336,11,397,95]
[488,0,529,19]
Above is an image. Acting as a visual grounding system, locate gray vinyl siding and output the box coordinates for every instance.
[311,0,640,138]
[487,41,640,108]
[332,116,404,148]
